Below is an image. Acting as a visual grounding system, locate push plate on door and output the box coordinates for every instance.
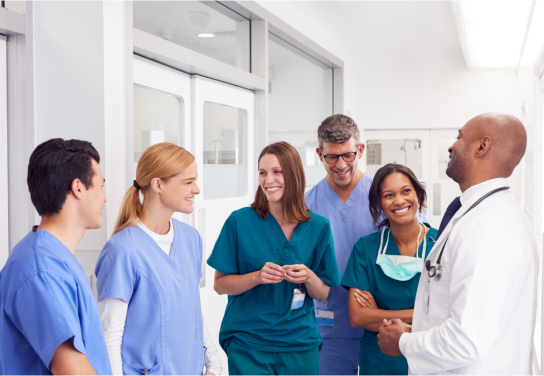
[367,143,381,165]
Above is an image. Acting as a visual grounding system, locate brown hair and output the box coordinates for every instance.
[368,163,427,229]
[317,114,360,148]
[113,143,195,235]
[251,142,311,223]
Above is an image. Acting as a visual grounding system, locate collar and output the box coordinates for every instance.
[460,178,507,206]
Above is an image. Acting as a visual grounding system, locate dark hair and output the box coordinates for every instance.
[317,114,360,148]
[27,138,101,216]
[251,142,311,223]
[368,163,427,229]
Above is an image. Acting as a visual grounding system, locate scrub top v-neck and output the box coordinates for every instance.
[95,219,205,375]
[341,225,438,375]
[207,207,341,353]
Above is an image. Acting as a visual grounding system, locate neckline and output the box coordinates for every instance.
[268,212,304,245]
[323,174,367,211]
[134,221,177,262]
[381,224,429,258]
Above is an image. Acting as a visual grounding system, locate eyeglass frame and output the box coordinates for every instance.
[320,145,361,164]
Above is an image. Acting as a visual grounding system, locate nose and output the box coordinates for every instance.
[194,182,201,195]
[448,145,453,153]
[335,157,347,170]
[393,194,405,206]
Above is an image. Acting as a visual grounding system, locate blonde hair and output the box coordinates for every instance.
[113,143,195,235]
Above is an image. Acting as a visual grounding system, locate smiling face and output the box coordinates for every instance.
[159,161,200,214]
[317,137,364,188]
[446,125,472,186]
[258,153,285,203]
[380,172,420,227]
[81,159,107,229]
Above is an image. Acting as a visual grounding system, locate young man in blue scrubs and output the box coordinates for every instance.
[0,139,111,375]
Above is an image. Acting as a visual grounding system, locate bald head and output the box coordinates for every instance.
[446,113,526,191]
[466,113,526,176]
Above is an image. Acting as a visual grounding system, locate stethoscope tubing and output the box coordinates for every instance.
[426,186,510,280]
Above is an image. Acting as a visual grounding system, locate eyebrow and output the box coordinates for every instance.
[259,167,282,170]
[182,176,197,181]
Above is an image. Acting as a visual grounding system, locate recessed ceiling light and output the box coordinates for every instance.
[198,33,215,38]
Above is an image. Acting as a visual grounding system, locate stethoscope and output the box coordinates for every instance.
[425,186,510,281]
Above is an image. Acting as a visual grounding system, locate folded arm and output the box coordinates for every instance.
[348,288,413,332]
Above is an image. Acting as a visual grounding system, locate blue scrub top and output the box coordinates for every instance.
[341,225,438,375]
[305,175,375,339]
[95,219,205,375]
[207,207,341,353]
[0,229,111,375]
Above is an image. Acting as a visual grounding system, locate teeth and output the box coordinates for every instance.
[267,187,280,192]
[336,170,348,175]
[393,207,409,214]
[186,198,193,202]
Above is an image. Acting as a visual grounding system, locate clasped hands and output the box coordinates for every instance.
[354,289,411,357]
[256,262,310,284]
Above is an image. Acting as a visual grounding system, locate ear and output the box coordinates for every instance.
[358,143,365,156]
[70,179,84,200]
[316,147,324,163]
[475,136,492,158]
[149,177,162,193]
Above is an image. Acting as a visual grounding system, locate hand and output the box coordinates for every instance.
[354,289,378,309]
[283,264,311,284]
[377,319,412,357]
[255,262,285,284]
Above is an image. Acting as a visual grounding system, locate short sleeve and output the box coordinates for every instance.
[312,222,341,287]
[6,273,86,369]
[95,240,135,303]
[341,238,371,292]
[207,215,239,275]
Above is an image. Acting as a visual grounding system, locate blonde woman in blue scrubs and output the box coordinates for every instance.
[95,143,222,375]
[208,142,341,375]
[342,164,438,375]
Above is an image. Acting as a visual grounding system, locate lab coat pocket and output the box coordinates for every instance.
[427,276,451,320]
[122,362,163,375]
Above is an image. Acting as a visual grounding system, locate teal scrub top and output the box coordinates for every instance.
[207,207,341,353]
[341,225,438,375]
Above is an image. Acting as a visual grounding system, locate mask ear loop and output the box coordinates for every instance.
[415,223,423,260]
[376,227,391,263]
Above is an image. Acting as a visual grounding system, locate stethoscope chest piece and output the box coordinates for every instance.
[425,259,442,280]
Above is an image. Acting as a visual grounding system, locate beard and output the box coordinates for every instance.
[446,151,467,186]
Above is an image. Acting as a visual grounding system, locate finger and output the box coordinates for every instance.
[383,319,390,326]
[266,263,285,272]
[392,319,403,325]
[284,264,304,271]
[262,276,283,284]
[265,269,286,277]
[263,272,284,281]
[356,297,369,307]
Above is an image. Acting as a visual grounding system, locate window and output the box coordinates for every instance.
[366,139,423,179]
[134,1,250,72]
[202,101,247,199]
[268,33,333,188]
[133,85,184,169]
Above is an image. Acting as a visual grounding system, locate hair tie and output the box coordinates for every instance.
[133,180,141,190]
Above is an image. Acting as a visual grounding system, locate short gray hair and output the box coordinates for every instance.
[318,114,360,149]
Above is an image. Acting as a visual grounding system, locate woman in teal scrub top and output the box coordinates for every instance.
[207,142,341,375]
[342,164,438,375]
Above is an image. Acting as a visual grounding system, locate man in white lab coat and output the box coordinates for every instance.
[377,113,538,374]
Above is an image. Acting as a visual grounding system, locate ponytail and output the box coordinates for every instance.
[112,143,195,235]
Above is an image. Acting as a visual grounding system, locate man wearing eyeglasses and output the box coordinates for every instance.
[305,114,373,375]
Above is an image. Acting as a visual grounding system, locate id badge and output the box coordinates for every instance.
[315,308,334,326]
[291,285,306,310]
[423,279,431,314]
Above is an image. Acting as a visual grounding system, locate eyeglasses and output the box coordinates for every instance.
[321,146,359,164]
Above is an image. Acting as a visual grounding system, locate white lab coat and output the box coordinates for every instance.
[399,178,538,375]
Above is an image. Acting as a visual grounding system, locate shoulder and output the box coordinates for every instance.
[356,230,383,256]
[425,225,438,240]
[171,218,200,241]
[98,228,137,263]
[304,179,325,206]
[228,206,260,224]
[307,211,331,228]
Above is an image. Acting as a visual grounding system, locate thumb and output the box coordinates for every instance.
[383,319,390,327]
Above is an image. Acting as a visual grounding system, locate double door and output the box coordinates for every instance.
[133,55,255,369]
[364,129,461,228]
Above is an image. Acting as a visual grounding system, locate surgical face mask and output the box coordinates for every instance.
[376,224,426,282]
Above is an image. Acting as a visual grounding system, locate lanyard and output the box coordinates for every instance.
[426,186,509,280]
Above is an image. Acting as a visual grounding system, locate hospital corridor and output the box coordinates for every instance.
[0,0,543,375]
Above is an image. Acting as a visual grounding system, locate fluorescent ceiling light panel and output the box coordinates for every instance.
[459,0,532,68]
[198,33,215,38]
[520,1,544,67]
